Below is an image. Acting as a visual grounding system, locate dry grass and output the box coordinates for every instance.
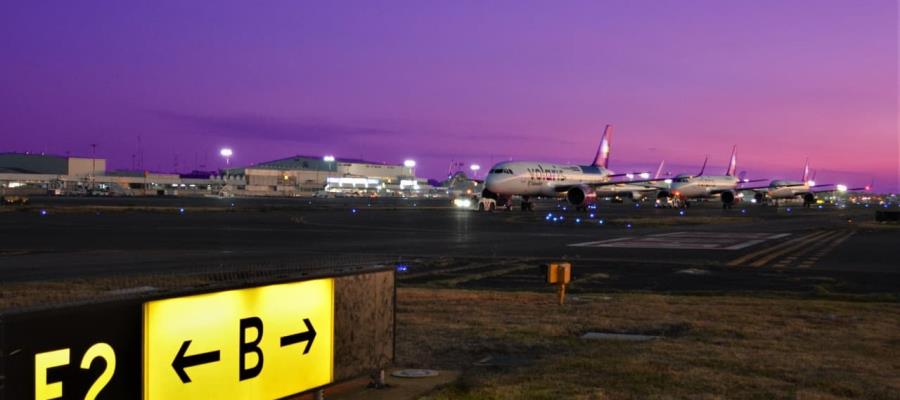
[396,288,900,400]
[0,275,214,310]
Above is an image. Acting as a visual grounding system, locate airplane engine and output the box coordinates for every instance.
[754,192,765,203]
[720,191,736,205]
[566,185,597,208]
[721,191,738,209]
[802,193,815,206]
[630,192,645,202]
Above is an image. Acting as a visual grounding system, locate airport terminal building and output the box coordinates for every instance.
[222,155,432,196]
[1,153,436,198]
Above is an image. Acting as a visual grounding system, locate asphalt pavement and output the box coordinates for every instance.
[1,197,897,294]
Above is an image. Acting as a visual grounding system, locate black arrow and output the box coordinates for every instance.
[280,318,317,354]
[172,340,220,383]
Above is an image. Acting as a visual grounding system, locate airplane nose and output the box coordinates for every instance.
[484,174,498,191]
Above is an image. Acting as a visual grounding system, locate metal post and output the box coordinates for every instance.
[313,389,325,400]
[376,368,386,387]
[90,143,97,191]
[558,282,566,305]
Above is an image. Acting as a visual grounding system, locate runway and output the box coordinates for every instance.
[1,198,897,294]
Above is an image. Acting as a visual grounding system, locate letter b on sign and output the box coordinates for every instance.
[239,317,264,381]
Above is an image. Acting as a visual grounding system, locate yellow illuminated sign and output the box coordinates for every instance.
[143,279,334,400]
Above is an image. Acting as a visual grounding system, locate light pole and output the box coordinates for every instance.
[220,148,233,167]
[90,143,97,191]
[470,164,480,179]
[321,155,335,189]
[404,159,416,177]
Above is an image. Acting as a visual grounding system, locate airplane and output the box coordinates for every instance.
[741,160,874,207]
[658,146,743,209]
[483,125,662,210]
[595,159,669,202]
[743,159,834,207]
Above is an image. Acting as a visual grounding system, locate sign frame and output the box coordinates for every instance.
[0,266,395,400]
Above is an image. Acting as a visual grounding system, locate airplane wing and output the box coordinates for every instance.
[551,177,668,193]
[606,171,651,179]
[737,183,772,191]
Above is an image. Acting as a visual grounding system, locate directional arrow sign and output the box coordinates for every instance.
[172,340,221,383]
[280,318,317,354]
[143,278,334,400]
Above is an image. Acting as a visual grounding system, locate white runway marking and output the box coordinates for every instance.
[569,232,790,250]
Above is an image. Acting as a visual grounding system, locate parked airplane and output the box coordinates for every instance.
[483,125,660,210]
[745,159,828,207]
[595,160,668,201]
[744,160,872,207]
[658,146,743,209]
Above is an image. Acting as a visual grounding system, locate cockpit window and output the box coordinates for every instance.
[490,168,513,174]
[674,177,689,183]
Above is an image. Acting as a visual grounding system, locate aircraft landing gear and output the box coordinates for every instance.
[521,197,534,211]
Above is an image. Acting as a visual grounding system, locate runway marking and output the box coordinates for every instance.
[797,231,856,268]
[727,231,824,267]
[569,232,790,251]
[399,261,497,280]
[431,264,535,286]
[748,231,836,267]
[771,231,843,268]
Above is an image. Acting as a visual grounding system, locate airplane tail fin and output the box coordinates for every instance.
[654,160,665,179]
[697,156,708,176]
[801,158,810,182]
[592,124,613,168]
[725,145,737,177]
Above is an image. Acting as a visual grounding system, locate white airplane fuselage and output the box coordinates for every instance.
[484,162,612,198]
[669,174,739,199]
[767,180,810,199]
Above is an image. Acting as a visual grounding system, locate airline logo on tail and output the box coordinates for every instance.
[592,125,613,168]
[654,160,666,179]
[801,158,810,182]
[725,145,737,177]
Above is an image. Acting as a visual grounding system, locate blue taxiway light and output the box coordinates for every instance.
[40,209,47,216]
[396,264,409,272]
[179,208,185,214]
[576,218,582,223]
[351,208,358,214]
[598,219,605,224]
[678,210,685,216]
[626,223,632,228]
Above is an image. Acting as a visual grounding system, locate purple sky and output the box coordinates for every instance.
[1,1,897,191]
